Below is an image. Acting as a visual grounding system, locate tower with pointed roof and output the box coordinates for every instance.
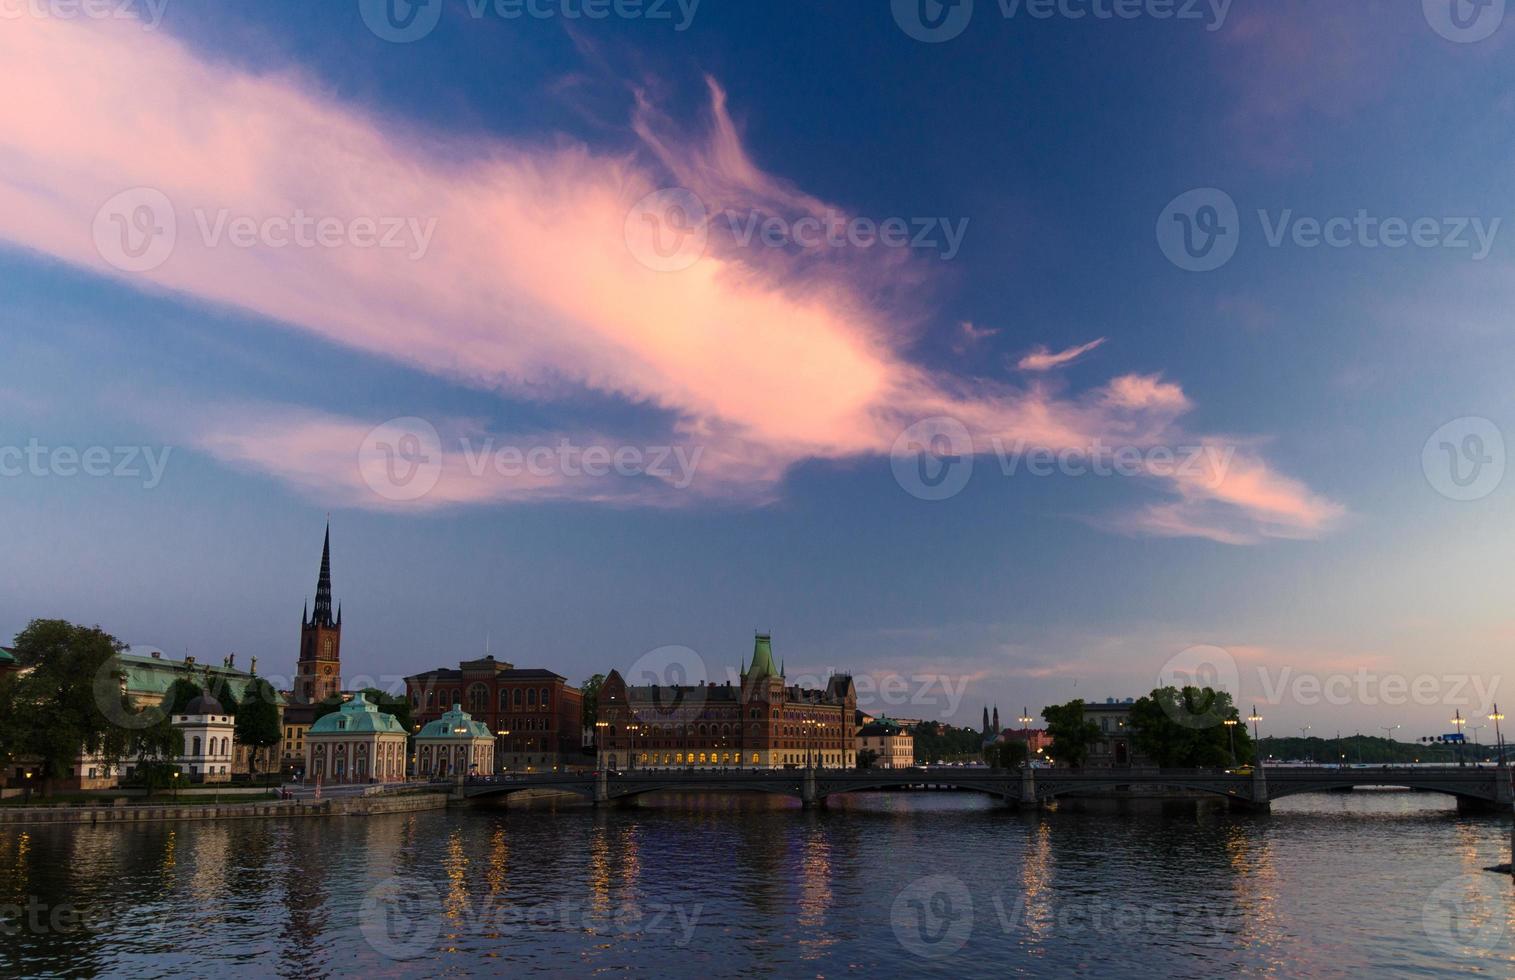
[294,522,343,704]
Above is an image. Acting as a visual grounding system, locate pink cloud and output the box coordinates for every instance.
[1016,337,1105,372]
[0,14,1341,543]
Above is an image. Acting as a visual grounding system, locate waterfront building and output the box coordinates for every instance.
[173,692,235,783]
[0,646,17,677]
[405,656,583,772]
[414,704,495,778]
[1083,698,1153,768]
[596,634,857,770]
[304,693,408,783]
[856,717,914,768]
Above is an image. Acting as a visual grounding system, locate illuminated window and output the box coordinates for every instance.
[750,753,759,764]
[675,753,683,764]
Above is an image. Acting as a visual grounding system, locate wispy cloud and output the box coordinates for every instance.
[1016,337,1105,372]
[0,14,1341,544]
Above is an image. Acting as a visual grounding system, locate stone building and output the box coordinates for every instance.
[414,704,495,778]
[857,717,915,769]
[406,657,583,772]
[596,634,857,770]
[1083,698,1153,768]
[173,692,236,783]
[304,693,408,784]
[282,523,343,775]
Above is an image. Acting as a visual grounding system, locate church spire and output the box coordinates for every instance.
[982,706,990,735]
[311,521,335,628]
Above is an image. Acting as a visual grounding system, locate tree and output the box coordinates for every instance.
[1042,701,1100,768]
[234,678,282,777]
[580,673,605,732]
[987,739,1029,769]
[0,620,138,785]
[856,748,881,770]
[1127,686,1253,768]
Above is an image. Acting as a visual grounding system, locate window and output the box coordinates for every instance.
[499,690,510,709]
[527,689,537,706]
[468,684,488,712]
[513,689,522,706]
[192,736,201,755]
[540,687,550,709]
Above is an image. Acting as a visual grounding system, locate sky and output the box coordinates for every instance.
[2,0,1513,742]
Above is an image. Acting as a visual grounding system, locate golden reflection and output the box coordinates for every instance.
[1227,816,1282,963]
[587,813,611,915]
[7,832,31,893]
[796,828,834,960]
[187,824,231,906]
[443,829,470,929]
[160,830,177,875]
[1018,819,1054,942]
[617,823,642,904]
[485,826,508,897]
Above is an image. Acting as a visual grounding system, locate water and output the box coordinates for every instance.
[1,791,1512,978]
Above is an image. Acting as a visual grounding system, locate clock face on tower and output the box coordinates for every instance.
[323,665,334,675]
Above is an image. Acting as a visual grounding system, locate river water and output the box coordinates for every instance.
[1,791,1511,978]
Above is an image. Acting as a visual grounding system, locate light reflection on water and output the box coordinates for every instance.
[0,791,1510,978]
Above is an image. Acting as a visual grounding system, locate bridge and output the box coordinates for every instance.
[457,765,1515,813]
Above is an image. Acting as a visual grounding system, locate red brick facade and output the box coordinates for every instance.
[405,657,583,771]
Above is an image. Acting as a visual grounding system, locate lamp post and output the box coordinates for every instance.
[496,729,510,774]
[22,770,32,805]
[594,720,608,770]
[1018,708,1034,731]
[1452,710,1466,767]
[1298,725,1311,763]
[1490,705,1506,768]
[171,769,180,802]
[1224,717,1238,764]
[1470,724,1486,762]
[1248,707,1263,763]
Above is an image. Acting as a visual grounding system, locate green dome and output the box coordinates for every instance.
[417,704,492,740]
[308,692,408,735]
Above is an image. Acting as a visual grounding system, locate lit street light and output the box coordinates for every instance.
[1451,710,1466,767]
[1489,705,1505,769]
[1223,717,1238,763]
[1248,707,1263,763]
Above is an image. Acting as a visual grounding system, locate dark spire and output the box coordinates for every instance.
[311,522,336,628]
[982,706,990,735]
[993,706,1000,732]
[302,600,308,628]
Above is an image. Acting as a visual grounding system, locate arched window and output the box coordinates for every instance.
[468,684,488,712]
[513,689,522,706]
[540,687,550,708]
[192,736,201,755]
[527,689,537,706]
[499,690,510,709]
[426,691,435,707]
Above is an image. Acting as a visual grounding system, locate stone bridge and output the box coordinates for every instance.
[457,765,1515,813]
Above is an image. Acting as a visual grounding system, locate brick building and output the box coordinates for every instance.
[596,634,857,770]
[405,657,583,772]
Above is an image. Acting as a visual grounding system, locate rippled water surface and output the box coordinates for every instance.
[2,791,1512,977]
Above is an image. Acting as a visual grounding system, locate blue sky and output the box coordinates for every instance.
[2,0,1514,739]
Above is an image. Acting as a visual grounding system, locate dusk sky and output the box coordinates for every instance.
[3,0,1513,739]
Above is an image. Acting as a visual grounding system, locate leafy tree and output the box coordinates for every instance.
[987,739,1029,769]
[856,748,881,770]
[0,620,138,785]
[580,673,605,732]
[909,723,986,763]
[1127,686,1253,767]
[312,688,413,731]
[234,678,283,776]
[1041,701,1100,768]
[160,678,204,716]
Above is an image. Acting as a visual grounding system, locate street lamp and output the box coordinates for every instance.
[1298,725,1311,763]
[1451,710,1466,767]
[1223,717,1238,763]
[1470,724,1486,761]
[1489,705,1506,768]
[171,769,180,802]
[1248,707,1263,759]
[1018,708,1034,730]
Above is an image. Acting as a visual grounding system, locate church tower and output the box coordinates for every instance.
[294,523,342,704]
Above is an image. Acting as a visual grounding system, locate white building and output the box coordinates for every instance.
[174,693,236,783]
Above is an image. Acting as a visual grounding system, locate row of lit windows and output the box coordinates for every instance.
[413,686,554,710]
[621,752,849,766]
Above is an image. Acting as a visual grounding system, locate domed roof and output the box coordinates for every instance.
[416,704,492,740]
[185,693,225,715]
